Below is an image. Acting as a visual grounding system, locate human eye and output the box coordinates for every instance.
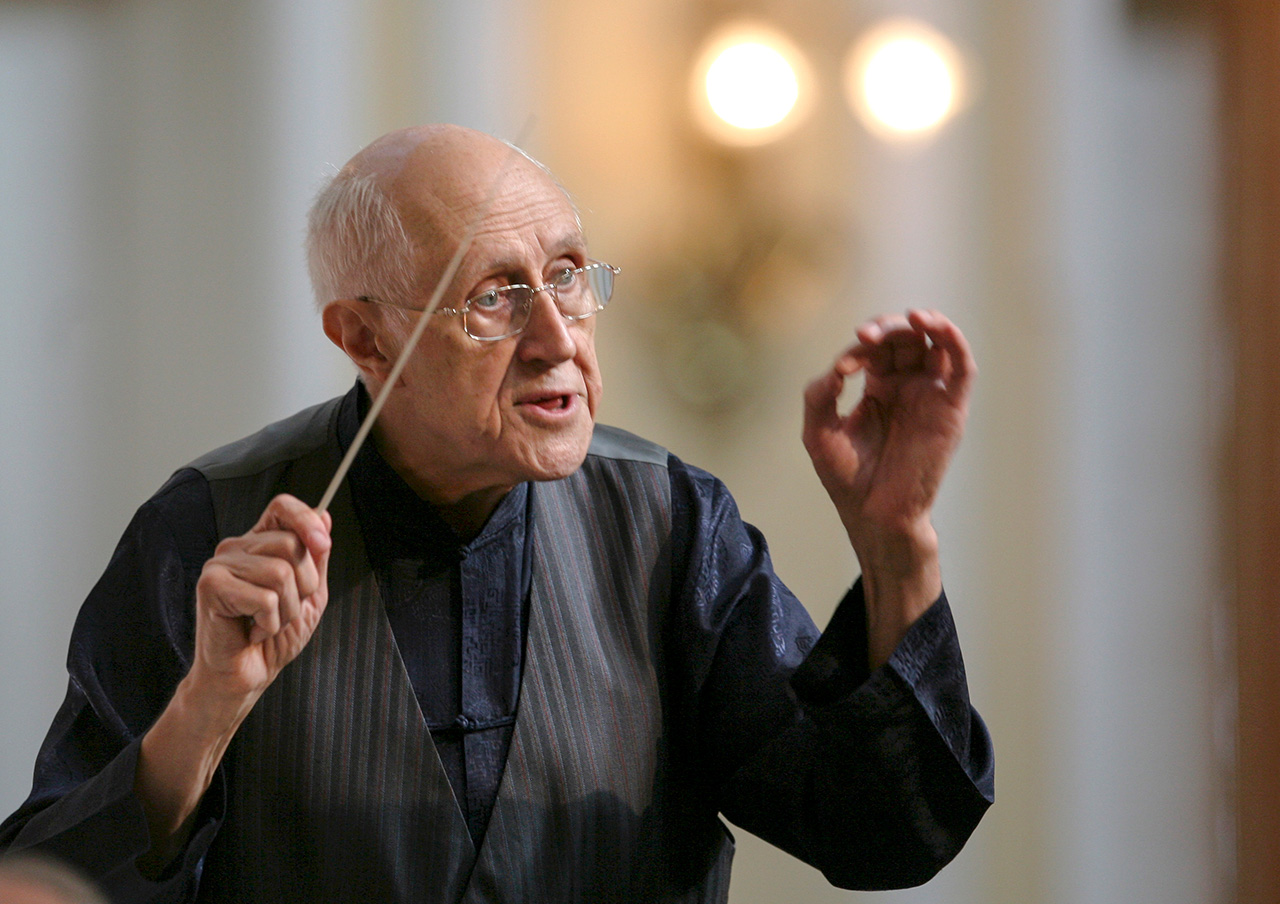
[469,288,509,312]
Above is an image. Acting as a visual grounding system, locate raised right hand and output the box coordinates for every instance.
[190,494,332,703]
[135,494,332,871]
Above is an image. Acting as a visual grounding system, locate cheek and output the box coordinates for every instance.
[577,336,603,413]
[585,367,602,416]
[578,330,601,389]
[407,334,509,424]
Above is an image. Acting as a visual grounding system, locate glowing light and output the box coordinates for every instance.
[705,43,798,130]
[863,40,952,131]
[846,20,966,140]
[691,23,812,146]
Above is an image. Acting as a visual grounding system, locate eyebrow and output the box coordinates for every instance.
[481,235,589,281]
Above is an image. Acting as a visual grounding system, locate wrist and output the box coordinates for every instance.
[849,517,939,580]
[851,520,942,670]
[170,668,260,743]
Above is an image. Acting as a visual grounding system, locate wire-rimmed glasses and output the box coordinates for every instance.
[360,261,619,342]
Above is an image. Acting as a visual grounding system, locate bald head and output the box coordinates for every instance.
[347,125,515,202]
[306,125,573,312]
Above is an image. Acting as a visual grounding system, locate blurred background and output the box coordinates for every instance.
[2,0,1270,901]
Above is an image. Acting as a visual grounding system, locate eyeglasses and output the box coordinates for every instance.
[359,261,619,342]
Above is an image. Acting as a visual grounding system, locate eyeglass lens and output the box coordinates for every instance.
[465,264,615,340]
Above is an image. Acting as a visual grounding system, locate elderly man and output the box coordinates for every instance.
[1,125,992,903]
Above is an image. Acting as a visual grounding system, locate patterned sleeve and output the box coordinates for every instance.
[667,454,994,889]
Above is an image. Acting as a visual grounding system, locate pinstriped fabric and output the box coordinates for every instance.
[188,402,733,903]
[464,455,732,904]
[196,441,477,904]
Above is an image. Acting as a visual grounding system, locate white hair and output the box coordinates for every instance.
[305,169,420,313]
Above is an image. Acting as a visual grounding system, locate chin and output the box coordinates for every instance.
[520,426,593,483]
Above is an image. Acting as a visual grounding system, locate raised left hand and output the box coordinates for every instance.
[803,310,974,664]
[804,309,974,547]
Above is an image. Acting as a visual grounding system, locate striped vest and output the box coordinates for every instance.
[184,398,733,903]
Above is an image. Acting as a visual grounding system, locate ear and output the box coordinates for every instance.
[323,300,395,382]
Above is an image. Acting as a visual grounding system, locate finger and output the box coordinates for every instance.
[210,503,333,636]
[854,313,911,347]
[924,343,952,383]
[255,494,332,562]
[851,312,935,379]
[313,511,332,601]
[220,549,302,628]
[832,347,857,375]
[885,330,927,372]
[236,530,323,602]
[198,561,284,640]
[802,363,850,449]
[225,530,317,619]
[803,367,844,423]
[235,527,307,562]
[258,496,331,603]
[849,331,924,377]
[907,309,976,397]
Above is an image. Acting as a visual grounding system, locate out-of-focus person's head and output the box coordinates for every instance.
[0,855,108,904]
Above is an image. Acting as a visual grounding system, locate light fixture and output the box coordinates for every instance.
[690,21,814,147]
[844,19,967,141]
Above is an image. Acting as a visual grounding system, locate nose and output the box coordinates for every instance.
[516,287,576,364]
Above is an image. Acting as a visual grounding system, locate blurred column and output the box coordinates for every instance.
[998,0,1226,901]
[1220,2,1280,901]
[0,3,110,809]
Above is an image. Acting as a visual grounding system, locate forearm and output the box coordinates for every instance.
[134,676,256,873]
[721,680,990,890]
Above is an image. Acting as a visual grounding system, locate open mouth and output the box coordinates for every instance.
[525,393,572,411]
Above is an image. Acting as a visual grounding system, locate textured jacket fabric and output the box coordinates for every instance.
[0,394,994,903]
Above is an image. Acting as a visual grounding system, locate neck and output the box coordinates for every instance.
[428,486,511,540]
[369,422,511,541]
